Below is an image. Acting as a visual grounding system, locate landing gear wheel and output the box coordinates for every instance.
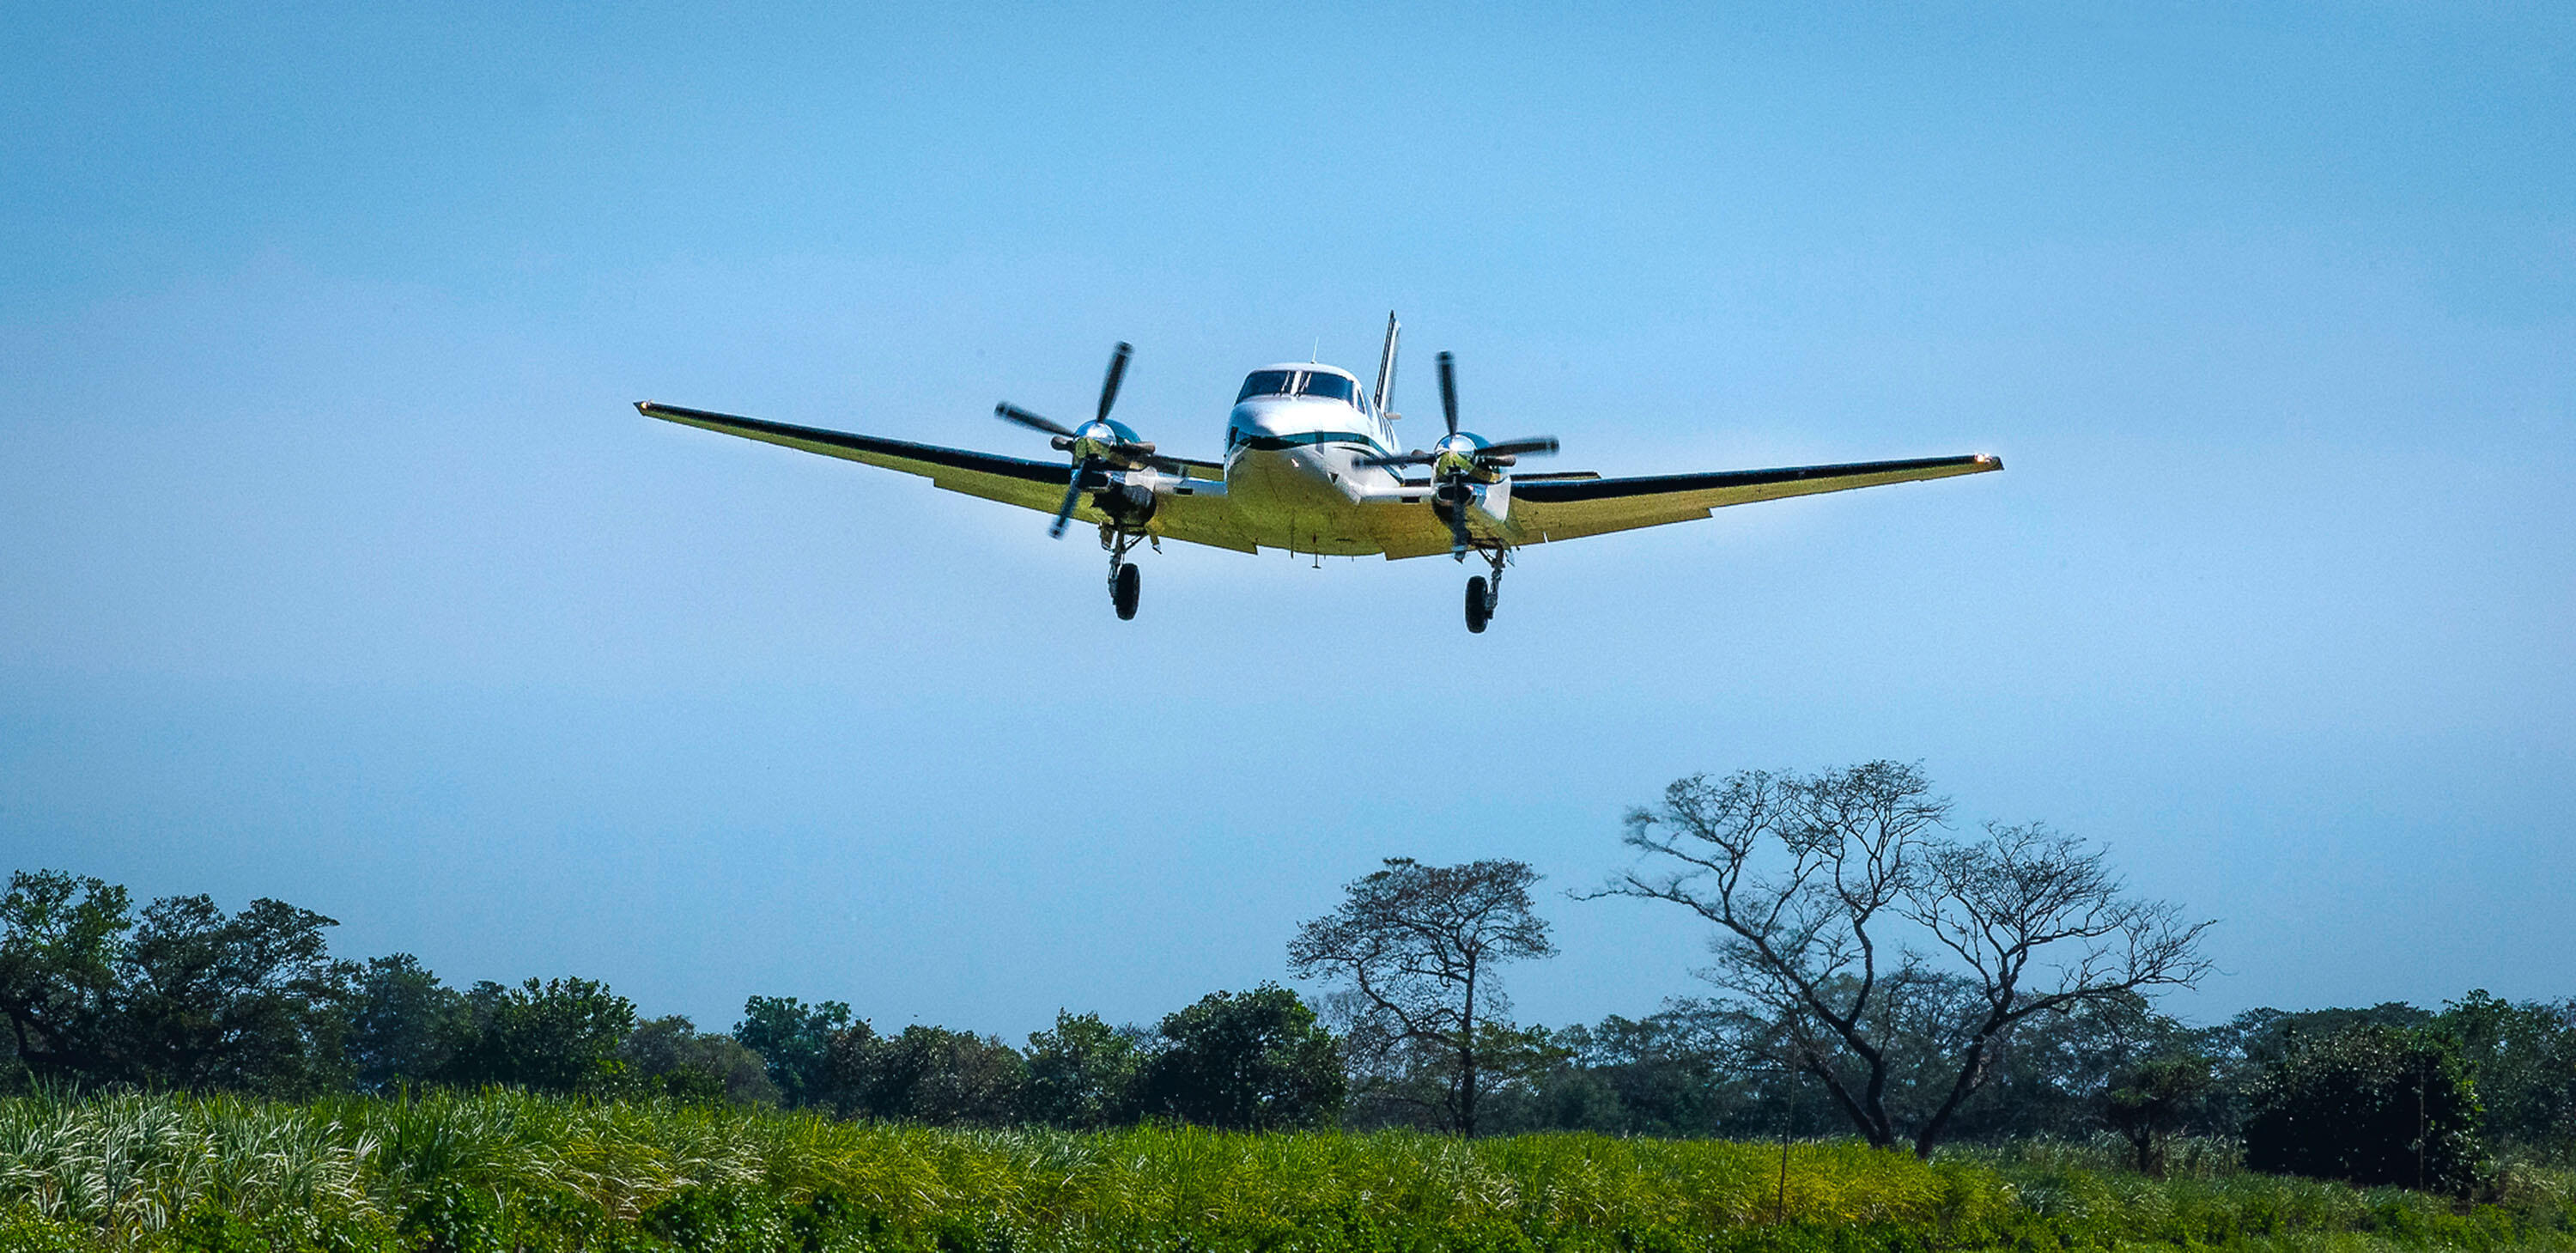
[1465,576,1490,633]
[1114,563,1141,620]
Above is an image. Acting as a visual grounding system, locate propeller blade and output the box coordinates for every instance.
[1437,351,1459,437]
[1358,452,1434,468]
[997,403,1076,438]
[1048,459,1093,538]
[1477,435,1559,459]
[1440,467,1475,557]
[1097,342,1133,423]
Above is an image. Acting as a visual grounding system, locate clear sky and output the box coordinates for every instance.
[2,4,2569,1040]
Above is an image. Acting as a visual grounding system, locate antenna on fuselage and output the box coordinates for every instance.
[1371,312,1400,420]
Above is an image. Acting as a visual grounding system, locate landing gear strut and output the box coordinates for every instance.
[1105,526,1146,621]
[1463,547,1505,633]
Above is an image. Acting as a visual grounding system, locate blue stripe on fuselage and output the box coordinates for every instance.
[1233,430,1391,456]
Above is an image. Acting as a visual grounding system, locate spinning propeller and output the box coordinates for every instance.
[1362,351,1558,554]
[994,342,1172,538]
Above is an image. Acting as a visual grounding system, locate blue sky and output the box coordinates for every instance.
[2,4,2569,1038]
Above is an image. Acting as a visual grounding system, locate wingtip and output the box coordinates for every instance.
[1976,453,2003,470]
[634,400,653,415]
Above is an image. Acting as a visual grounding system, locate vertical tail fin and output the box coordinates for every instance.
[1371,312,1400,419]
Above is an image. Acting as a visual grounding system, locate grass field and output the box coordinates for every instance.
[0,1090,2567,1252]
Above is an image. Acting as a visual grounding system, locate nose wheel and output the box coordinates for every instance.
[1462,547,1506,633]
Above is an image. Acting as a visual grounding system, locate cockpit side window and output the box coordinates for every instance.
[1236,370,1296,402]
[1300,372,1357,404]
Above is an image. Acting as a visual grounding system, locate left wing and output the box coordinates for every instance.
[637,401,1249,550]
[1504,453,2002,546]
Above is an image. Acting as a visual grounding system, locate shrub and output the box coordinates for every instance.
[2245,1024,2486,1194]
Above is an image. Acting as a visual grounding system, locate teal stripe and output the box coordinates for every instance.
[1237,430,1392,457]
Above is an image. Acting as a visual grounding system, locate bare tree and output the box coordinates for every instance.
[1288,857,1554,1134]
[1583,762,2212,1158]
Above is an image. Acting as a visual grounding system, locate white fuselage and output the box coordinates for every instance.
[1215,362,1433,556]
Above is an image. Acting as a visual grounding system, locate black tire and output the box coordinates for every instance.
[1465,576,1489,633]
[1114,563,1141,620]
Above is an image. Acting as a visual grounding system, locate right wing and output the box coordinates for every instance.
[638,401,1250,550]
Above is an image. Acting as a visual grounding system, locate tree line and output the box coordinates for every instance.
[4,761,2569,1189]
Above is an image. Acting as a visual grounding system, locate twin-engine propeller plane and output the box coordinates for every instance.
[637,315,2001,632]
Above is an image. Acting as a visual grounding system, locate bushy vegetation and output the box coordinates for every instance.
[2245,1025,2486,1194]
[0,1088,2569,1252]
[9,862,2576,1178]
[9,758,2576,1242]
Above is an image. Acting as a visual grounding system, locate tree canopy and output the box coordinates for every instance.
[1290,857,1555,1134]
[1585,763,2213,1157]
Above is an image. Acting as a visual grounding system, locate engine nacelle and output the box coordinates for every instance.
[1091,477,1159,527]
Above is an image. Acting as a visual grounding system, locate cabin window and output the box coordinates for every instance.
[1299,372,1357,404]
[1236,370,1296,401]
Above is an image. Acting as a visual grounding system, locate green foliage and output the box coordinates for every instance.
[1477,1004,1761,1138]
[1139,983,1346,1131]
[0,872,358,1098]
[2104,1054,2215,1176]
[0,1089,2568,1252]
[1023,1010,1142,1129]
[0,871,129,1088]
[2439,990,2576,1160]
[442,976,637,1095]
[344,954,467,1093]
[2245,1025,2487,1195]
[732,994,851,1110]
[830,1022,1028,1125]
[618,1015,780,1106]
[115,893,358,1096]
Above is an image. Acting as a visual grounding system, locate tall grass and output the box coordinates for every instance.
[0,1090,2566,1251]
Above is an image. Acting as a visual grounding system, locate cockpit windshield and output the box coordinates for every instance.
[1301,372,1358,404]
[1236,368,1364,409]
[1236,370,1296,402]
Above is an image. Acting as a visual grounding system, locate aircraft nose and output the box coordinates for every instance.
[1228,401,1289,441]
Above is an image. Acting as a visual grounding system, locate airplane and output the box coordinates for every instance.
[637,314,2001,632]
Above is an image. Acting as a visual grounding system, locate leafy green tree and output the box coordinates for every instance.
[0,871,131,1086]
[1,871,357,1095]
[831,1023,1025,1124]
[620,1015,781,1104]
[1023,1011,1142,1128]
[1500,1003,1760,1137]
[2199,1002,2433,1135]
[733,995,852,1109]
[2437,990,2576,1156]
[1137,984,1343,1131]
[2105,1054,2215,1176]
[1925,990,2202,1143]
[346,953,469,1092]
[2245,1025,2485,1195]
[444,976,636,1094]
[113,891,357,1095]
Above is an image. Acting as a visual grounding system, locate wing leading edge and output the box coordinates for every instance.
[635,401,1255,550]
[1504,453,2002,546]
[1369,452,2002,559]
